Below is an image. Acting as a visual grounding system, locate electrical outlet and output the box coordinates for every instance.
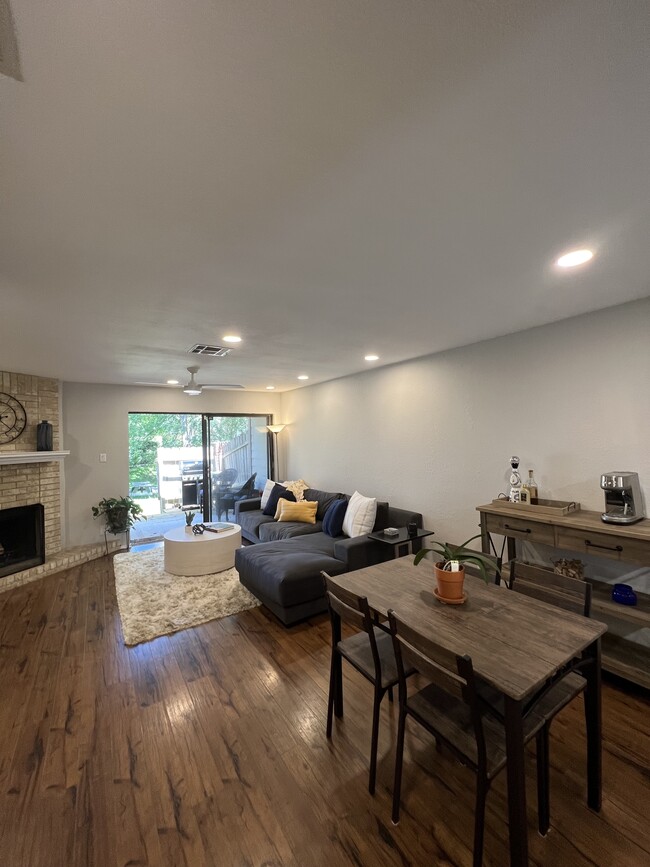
[99,453,107,463]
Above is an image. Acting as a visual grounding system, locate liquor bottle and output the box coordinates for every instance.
[522,469,538,501]
[508,456,522,502]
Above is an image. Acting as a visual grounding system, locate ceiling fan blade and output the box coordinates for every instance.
[200,383,245,390]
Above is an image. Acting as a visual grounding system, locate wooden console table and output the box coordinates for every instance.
[477,502,650,689]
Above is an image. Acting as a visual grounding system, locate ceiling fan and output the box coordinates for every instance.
[135,366,243,394]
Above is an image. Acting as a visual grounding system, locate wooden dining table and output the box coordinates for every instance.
[329,558,607,867]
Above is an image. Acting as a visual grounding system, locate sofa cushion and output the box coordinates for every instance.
[323,498,348,537]
[275,499,318,523]
[238,509,275,539]
[304,488,347,521]
[373,501,390,531]
[343,490,377,537]
[263,483,296,516]
[258,520,324,542]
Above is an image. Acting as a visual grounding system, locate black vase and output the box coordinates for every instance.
[37,420,53,451]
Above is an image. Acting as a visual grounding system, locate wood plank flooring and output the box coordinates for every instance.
[0,555,649,866]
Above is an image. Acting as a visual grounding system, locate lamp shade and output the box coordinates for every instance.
[266,424,286,434]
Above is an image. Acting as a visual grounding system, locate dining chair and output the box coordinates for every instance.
[388,608,551,867]
[323,573,410,795]
[508,561,593,835]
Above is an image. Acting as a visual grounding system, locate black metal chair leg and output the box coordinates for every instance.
[387,685,394,703]
[537,725,550,835]
[369,685,383,795]
[334,653,343,718]
[391,705,407,824]
[473,774,488,867]
[326,648,336,738]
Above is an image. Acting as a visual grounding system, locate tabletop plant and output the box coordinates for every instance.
[413,533,498,602]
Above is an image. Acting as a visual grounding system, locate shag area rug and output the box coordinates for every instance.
[113,548,259,645]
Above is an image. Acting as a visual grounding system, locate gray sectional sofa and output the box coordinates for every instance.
[234,487,424,625]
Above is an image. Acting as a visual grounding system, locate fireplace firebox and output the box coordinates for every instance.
[0,504,45,578]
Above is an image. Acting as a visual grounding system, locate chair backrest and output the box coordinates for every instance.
[388,610,470,700]
[236,472,257,496]
[218,467,238,485]
[388,609,487,766]
[322,573,373,632]
[463,551,503,586]
[510,561,591,617]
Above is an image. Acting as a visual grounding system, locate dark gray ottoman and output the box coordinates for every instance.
[235,537,346,625]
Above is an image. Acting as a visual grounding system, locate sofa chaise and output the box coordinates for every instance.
[234,487,424,625]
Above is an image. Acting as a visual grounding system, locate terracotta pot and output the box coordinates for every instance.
[434,561,465,601]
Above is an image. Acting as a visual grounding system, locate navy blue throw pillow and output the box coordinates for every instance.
[323,498,348,537]
[263,483,296,516]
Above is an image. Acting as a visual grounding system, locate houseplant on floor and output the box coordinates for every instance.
[91,496,145,552]
[413,534,497,603]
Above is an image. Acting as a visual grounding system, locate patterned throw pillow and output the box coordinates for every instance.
[275,499,318,524]
[282,479,310,501]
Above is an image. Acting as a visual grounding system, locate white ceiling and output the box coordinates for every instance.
[1,0,649,392]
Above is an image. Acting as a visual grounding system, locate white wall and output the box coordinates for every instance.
[280,298,650,547]
[62,384,281,546]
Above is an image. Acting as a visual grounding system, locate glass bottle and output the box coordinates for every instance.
[523,469,538,501]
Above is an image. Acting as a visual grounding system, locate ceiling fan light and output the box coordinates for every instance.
[183,385,202,396]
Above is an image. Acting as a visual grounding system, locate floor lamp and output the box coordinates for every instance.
[266,424,286,481]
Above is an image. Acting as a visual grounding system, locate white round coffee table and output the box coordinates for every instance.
[163,523,242,576]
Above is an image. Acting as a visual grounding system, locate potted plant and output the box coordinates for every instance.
[184,510,196,531]
[91,496,145,551]
[413,534,498,602]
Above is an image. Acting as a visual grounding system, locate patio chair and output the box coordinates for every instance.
[219,472,257,520]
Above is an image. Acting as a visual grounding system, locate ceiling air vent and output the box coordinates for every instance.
[187,344,232,357]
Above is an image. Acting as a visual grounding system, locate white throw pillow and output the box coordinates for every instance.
[342,491,377,538]
[260,479,276,509]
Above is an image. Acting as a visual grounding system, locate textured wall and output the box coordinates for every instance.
[0,371,62,554]
[62,384,281,547]
[280,298,650,548]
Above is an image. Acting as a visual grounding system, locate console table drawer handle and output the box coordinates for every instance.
[503,524,531,535]
[585,540,623,553]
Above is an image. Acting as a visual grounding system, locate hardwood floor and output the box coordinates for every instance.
[0,555,649,866]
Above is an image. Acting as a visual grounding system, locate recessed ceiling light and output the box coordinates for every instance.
[365,354,379,362]
[167,379,179,385]
[555,249,594,268]
[266,385,275,390]
[222,335,242,343]
[297,375,309,381]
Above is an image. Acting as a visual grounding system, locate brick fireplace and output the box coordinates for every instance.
[0,370,62,563]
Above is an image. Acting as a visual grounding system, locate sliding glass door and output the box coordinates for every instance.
[203,415,271,522]
[128,412,271,540]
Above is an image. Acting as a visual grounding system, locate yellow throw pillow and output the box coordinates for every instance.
[275,499,318,524]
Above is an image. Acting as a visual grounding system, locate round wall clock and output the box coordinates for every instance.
[0,392,27,444]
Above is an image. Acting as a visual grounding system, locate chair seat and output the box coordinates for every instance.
[407,680,556,779]
[478,672,587,725]
[338,627,411,689]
